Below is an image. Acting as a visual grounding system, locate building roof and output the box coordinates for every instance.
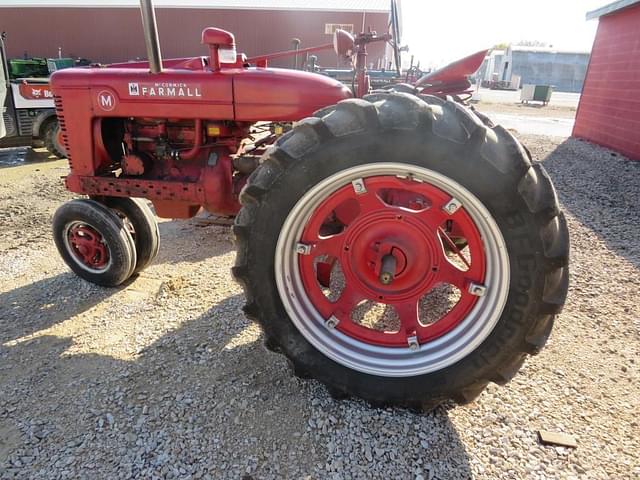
[0,0,392,12]
[586,0,640,20]
[510,45,591,55]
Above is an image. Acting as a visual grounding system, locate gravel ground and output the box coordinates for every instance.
[475,88,580,109]
[0,134,639,479]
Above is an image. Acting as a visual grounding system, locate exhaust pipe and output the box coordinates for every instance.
[139,0,163,73]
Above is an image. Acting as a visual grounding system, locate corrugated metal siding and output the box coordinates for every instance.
[1,0,391,12]
[0,7,388,68]
[573,4,640,160]
[511,51,590,93]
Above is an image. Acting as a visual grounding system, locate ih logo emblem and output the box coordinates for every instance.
[128,83,140,96]
[97,91,116,111]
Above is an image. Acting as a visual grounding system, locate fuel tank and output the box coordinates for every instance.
[50,62,352,122]
[232,68,353,121]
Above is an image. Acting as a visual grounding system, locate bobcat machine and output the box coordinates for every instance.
[0,32,64,158]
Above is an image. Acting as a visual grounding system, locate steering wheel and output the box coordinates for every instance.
[389,0,402,75]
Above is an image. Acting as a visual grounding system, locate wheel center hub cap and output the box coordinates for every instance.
[343,213,440,300]
[68,224,109,269]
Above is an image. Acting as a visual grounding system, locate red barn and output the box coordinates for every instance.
[0,0,393,69]
[573,0,640,160]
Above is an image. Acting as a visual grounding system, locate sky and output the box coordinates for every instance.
[401,0,605,68]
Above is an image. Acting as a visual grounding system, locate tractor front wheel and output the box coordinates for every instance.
[97,197,160,274]
[233,93,569,410]
[53,199,137,286]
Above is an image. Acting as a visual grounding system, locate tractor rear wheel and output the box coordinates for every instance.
[98,197,160,274]
[233,93,569,411]
[53,199,137,287]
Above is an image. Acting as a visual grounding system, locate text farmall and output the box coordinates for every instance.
[128,82,202,98]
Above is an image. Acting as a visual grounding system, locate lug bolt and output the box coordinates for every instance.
[296,243,311,255]
[351,178,367,195]
[443,198,461,215]
[468,283,487,296]
[325,316,340,329]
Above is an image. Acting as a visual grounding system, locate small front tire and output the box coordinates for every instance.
[53,199,137,286]
[98,197,160,274]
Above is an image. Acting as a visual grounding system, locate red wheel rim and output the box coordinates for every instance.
[298,175,486,348]
[67,223,110,269]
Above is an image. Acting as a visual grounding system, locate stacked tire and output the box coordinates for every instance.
[53,197,160,287]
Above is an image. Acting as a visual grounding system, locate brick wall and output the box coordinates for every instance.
[573,4,640,160]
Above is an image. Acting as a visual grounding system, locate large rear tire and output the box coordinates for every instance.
[233,93,569,411]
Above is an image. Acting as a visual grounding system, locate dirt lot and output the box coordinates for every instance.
[476,88,580,110]
[0,135,639,479]
[474,101,576,119]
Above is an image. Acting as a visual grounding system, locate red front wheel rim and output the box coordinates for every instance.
[64,222,110,271]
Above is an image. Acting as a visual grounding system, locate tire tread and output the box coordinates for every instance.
[233,92,569,411]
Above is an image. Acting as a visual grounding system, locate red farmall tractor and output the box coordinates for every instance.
[50,0,569,410]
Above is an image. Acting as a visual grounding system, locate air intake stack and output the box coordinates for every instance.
[139,0,163,73]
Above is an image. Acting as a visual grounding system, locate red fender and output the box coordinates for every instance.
[415,49,488,94]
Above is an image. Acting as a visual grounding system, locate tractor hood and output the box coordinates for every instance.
[50,64,352,123]
[232,67,353,122]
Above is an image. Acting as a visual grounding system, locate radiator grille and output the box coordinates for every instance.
[2,112,17,137]
[16,110,34,137]
[53,95,72,166]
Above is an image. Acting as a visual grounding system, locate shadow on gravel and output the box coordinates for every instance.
[153,219,235,266]
[0,192,471,477]
[0,272,119,344]
[1,285,472,478]
[541,138,640,269]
